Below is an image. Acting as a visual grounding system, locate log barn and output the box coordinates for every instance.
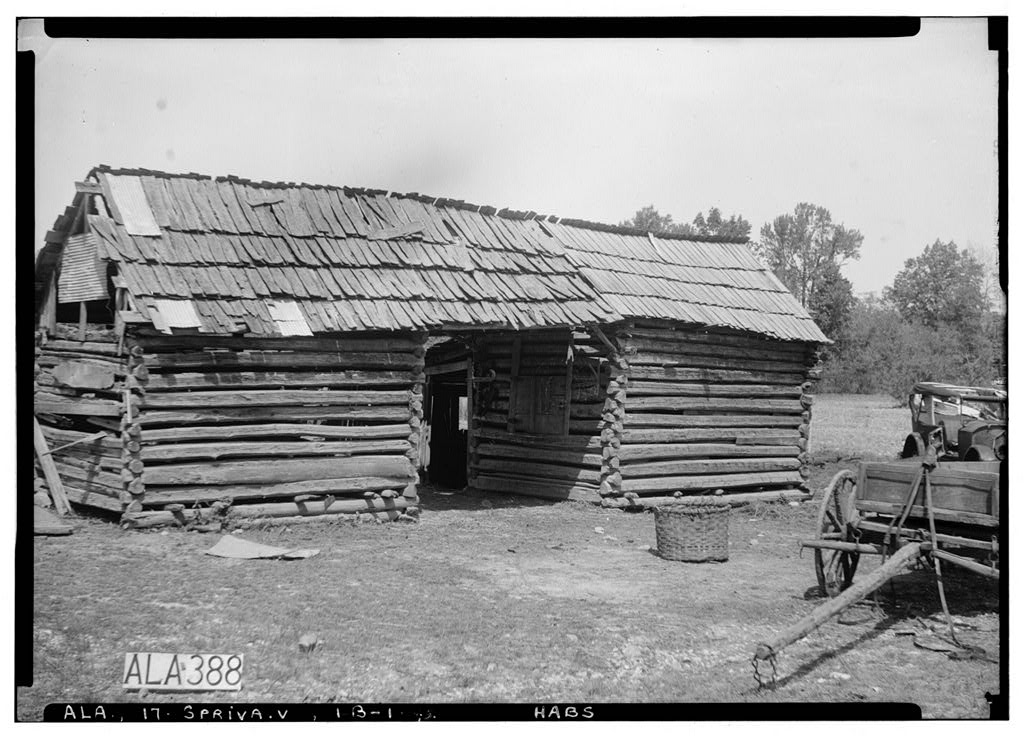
[33,166,614,528]
[34,164,827,528]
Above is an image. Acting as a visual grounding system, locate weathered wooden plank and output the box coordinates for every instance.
[63,484,124,512]
[622,415,804,430]
[624,330,810,353]
[622,471,805,494]
[626,351,810,374]
[35,393,124,416]
[142,369,417,390]
[35,355,129,376]
[39,424,120,451]
[621,427,802,444]
[141,388,411,409]
[475,442,604,467]
[228,495,412,518]
[142,439,411,462]
[473,459,601,484]
[857,461,999,522]
[134,334,425,353]
[142,455,414,485]
[42,339,124,356]
[138,405,410,425]
[623,457,801,478]
[472,428,602,451]
[471,475,599,502]
[142,350,419,371]
[141,476,409,504]
[619,443,801,462]
[51,361,117,390]
[604,488,811,508]
[34,419,72,515]
[627,396,804,413]
[50,458,125,490]
[626,365,806,385]
[140,422,412,443]
[626,381,802,398]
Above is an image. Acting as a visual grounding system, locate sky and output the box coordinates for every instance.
[23,17,1000,296]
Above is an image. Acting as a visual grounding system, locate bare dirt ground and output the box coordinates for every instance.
[17,395,1002,718]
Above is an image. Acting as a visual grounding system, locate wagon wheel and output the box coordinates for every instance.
[815,470,859,597]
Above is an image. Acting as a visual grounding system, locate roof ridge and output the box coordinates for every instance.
[89,164,749,245]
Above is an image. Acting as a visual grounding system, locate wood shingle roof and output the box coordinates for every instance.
[39,166,828,343]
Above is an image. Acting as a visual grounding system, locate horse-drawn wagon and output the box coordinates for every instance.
[752,449,1001,685]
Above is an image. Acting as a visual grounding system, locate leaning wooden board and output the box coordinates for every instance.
[855,460,1000,527]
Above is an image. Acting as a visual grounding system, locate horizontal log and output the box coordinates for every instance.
[228,496,411,519]
[39,425,120,451]
[142,351,420,371]
[622,457,801,478]
[621,427,802,444]
[471,475,599,502]
[605,488,812,508]
[143,369,418,391]
[475,442,604,467]
[140,423,412,443]
[622,335,810,364]
[135,334,425,353]
[141,476,410,505]
[472,428,602,451]
[623,413,803,430]
[625,351,810,374]
[63,484,124,512]
[621,471,805,494]
[619,443,801,462]
[138,405,411,425]
[472,459,602,484]
[141,388,411,409]
[626,381,802,398]
[627,397,804,413]
[35,393,124,416]
[142,455,414,486]
[42,340,124,356]
[36,349,126,366]
[35,355,129,376]
[142,439,411,462]
[622,327,811,355]
[51,459,125,490]
[231,508,405,527]
[626,365,806,385]
[51,324,119,343]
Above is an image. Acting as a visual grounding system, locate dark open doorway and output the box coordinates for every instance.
[425,371,468,488]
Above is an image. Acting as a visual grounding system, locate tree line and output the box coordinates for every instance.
[620,204,1005,400]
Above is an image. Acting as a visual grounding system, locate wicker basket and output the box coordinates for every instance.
[654,497,730,562]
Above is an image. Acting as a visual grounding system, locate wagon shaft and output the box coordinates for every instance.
[754,542,924,661]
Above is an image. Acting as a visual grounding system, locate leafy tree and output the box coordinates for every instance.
[752,203,862,342]
[620,206,751,240]
[885,239,988,336]
[808,261,855,351]
[686,207,752,240]
[619,205,680,234]
[754,203,863,307]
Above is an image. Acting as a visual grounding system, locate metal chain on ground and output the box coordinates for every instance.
[751,650,778,690]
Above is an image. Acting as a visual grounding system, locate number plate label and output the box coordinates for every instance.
[123,652,243,691]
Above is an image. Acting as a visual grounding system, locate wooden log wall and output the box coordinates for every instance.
[34,324,133,514]
[468,329,611,502]
[605,321,822,508]
[119,329,427,527]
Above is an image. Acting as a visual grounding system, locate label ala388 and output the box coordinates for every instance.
[123,652,243,691]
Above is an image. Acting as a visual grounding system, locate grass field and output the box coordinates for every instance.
[18,394,1001,719]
